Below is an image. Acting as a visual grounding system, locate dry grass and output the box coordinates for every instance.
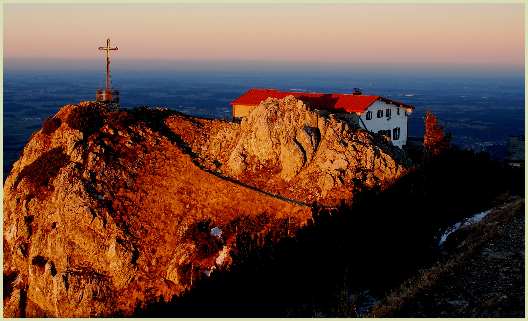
[66,105,103,137]
[13,147,70,197]
[42,117,61,135]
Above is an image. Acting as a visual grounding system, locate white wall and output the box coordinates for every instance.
[357,100,411,148]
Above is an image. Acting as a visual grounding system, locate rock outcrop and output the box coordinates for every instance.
[4,97,408,317]
[168,96,408,205]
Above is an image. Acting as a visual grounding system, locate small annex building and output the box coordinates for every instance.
[231,88,415,148]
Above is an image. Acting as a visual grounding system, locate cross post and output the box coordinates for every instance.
[98,38,118,92]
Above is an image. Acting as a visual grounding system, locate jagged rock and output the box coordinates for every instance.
[227,151,246,176]
[279,140,306,181]
[168,95,408,205]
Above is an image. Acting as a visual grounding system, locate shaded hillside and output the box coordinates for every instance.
[371,197,524,317]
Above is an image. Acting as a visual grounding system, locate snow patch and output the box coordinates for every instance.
[210,227,222,238]
[438,209,492,247]
[203,269,213,277]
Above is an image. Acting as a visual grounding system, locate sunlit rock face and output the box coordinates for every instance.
[169,95,408,206]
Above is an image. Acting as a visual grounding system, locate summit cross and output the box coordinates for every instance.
[98,38,118,92]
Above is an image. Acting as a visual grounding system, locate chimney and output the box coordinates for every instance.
[352,88,362,95]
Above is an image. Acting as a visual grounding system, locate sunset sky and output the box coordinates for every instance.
[4,3,525,70]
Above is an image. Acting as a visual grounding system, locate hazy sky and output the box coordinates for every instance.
[4,4,525,69]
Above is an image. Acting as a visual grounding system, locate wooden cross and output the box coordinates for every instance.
[98,38,118,92]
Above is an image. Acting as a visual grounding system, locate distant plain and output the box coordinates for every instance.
[3,61,524,177]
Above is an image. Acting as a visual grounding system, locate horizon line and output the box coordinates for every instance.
[4,57,525,71]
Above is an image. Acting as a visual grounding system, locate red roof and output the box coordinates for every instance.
[231,88,414,113]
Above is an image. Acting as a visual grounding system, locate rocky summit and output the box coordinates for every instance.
[168,96,407,206]
[3,97,407,317]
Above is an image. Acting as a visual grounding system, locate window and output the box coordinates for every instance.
[377,110,383,118]
[366,111,372,120]
[378,130,391,140]
[397,108,400,115]
[386,108,391,118]
[393,127,400,140]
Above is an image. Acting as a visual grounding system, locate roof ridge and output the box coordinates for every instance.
[232,88,414,112]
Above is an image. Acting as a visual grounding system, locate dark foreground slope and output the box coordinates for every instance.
[371,197,524,317]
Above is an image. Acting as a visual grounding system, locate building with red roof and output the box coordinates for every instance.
[230,88,415,148]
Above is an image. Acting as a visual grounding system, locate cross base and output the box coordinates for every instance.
[96,89,120,109]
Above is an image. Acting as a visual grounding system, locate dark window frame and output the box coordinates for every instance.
[377,110,383,118]
[386,108,391,118]
[366,111,372,120]
[393,127,400,140]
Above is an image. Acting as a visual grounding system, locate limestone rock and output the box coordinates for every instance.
[279,140,306,181]
[168,96,408,205]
